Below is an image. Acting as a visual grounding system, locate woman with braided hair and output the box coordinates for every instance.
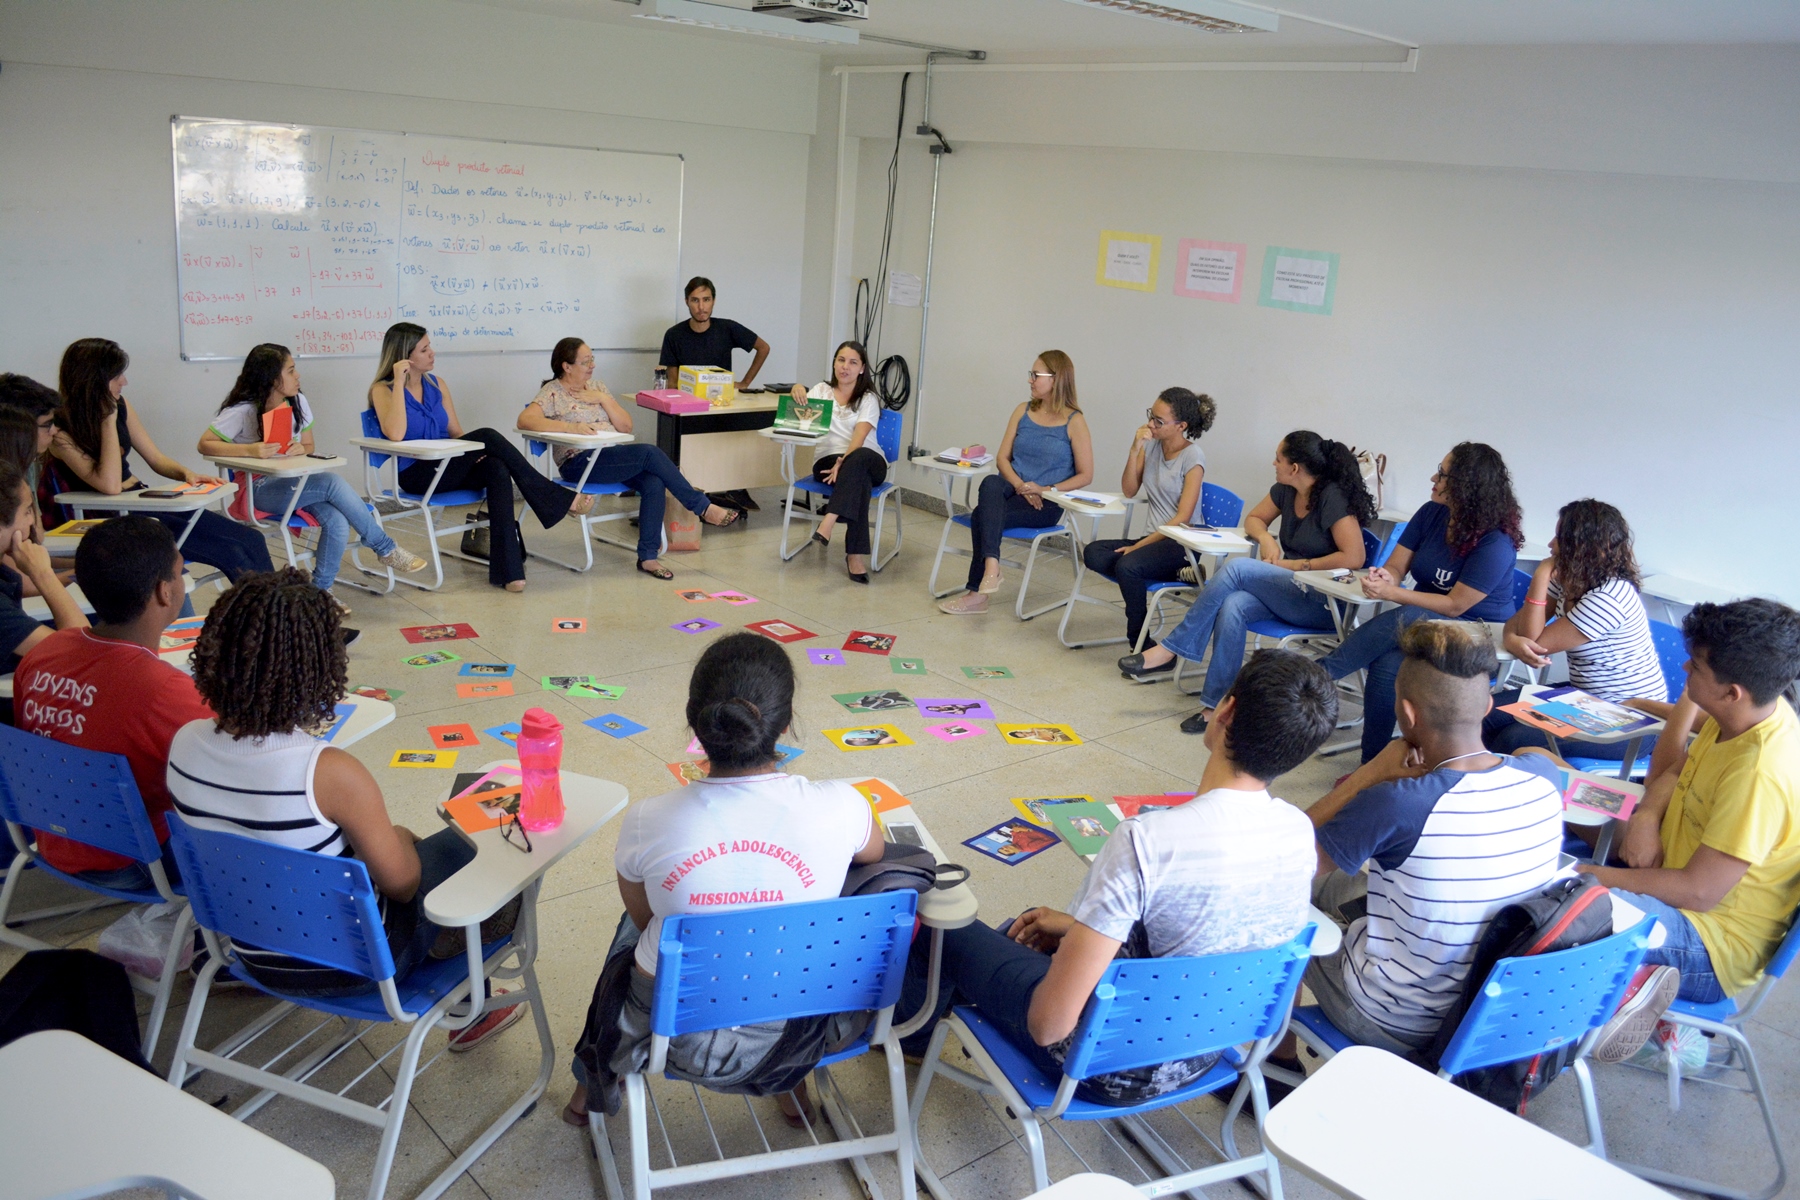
[1121,432,1376,735]
[164,568,523,1047]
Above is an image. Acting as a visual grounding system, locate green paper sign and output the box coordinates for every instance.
[1258,246,1338,316]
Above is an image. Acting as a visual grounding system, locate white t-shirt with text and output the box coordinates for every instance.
[614,771,874,974]
[208,394,316,444]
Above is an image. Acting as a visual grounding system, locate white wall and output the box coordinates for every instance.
[0,0,820,461]
[828,47,1800,601]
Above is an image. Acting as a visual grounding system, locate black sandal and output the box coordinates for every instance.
[637,561,675,580]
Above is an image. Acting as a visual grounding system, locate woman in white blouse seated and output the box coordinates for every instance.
[1484,498,1671,758]
[518,338,739,580]
[791,340,886,583]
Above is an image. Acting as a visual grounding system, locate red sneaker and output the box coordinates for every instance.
[448,993,524,1052]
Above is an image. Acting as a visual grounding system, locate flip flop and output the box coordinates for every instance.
[704,508,741,528]
[637,561,675,580]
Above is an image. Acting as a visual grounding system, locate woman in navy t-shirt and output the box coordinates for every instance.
[1318,442,1523,762]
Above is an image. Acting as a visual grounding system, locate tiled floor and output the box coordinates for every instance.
[4,489,1792,1199]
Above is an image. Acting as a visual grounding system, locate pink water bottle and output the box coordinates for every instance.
[516,707,565,832]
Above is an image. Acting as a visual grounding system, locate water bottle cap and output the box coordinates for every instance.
[520,707,563,739]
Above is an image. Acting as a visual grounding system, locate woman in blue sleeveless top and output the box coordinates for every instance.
[368,323,595,592]
[938,351,1093,616]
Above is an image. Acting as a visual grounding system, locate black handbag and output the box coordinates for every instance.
[460,507,491,560]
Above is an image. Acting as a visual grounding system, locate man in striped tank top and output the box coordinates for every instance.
[1271,621,1566,1069]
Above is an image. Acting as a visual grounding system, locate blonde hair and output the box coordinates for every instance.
[1029,350,1079,415]
[370,322,428,392]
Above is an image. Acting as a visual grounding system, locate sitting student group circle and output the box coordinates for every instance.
[6,272,1798,1146]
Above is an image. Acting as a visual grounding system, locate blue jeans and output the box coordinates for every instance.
[74,840,183,894]
[253,471,397,589]
[1317,605,1440,763]
[896,919,1062,1076]
[562,443,711,563]
[1160,558,1337,707]
[1609,888,1727,1005]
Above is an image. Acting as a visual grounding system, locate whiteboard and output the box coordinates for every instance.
[171,117,682,360]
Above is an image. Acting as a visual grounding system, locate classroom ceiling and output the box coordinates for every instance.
[476,0,1800,60]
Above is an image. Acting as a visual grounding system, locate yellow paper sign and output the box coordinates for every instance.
[1097,230,1161,292]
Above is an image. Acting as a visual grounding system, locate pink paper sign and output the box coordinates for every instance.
[1173,239,1247,303]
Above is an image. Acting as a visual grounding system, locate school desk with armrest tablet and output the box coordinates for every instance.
[201,451,349,573]
[53,482,239,551]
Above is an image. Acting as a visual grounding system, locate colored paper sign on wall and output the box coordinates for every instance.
[1259,246,1339,316]
[1096,230,1161,292]
[1173,239,1246,303]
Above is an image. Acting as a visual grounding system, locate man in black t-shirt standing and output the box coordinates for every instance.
[657,276,770,392]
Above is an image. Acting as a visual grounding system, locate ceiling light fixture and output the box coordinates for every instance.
[627,0,861,45]
[1057,0,1279,34]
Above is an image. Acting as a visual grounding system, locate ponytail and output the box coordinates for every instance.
[1280,430,1377,527]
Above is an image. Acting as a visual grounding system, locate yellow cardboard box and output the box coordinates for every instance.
[677,365,735,407]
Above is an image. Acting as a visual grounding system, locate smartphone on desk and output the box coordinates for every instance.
[305,453,337,460]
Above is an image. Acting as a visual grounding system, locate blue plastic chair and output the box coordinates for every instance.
[1284,916,1655,1157]
[779,408,904,572]
[926,464,1088,621]
[911,926,1317,1199]
[347,407,487,592]
[1077,482,1249,653]
[0,724,191,1060]
[1564,619,1688,779]
[1373,519,1407,569]
[1612,904,1799,1200]
[164,815,554,1200]
[518,436,665,572]
[588,892,919,1200]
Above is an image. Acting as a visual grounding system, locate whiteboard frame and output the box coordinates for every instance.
[171,115,684,361]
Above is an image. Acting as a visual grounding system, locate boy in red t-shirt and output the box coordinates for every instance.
[15,516,213,888]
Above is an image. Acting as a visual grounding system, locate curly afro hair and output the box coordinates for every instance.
[1442,442,1523,555]
[190,568,347,739]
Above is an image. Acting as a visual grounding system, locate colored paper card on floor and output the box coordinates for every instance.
[541,675,597,695]
[773,743,803,768]
[400,623,478,644]
[458,662,516,678]
[712,591,758,605]
[403,650,460,670]
[666,760,709,784]
[1564,777,1638,822]
[843,631,896,656]
[923,722,985,743]
[391,749,457,769]
[914,698,995,721]
[962,819,1057,866]
[807,648,845,666]
[484,722,522,746]
[442,767,523,833]
[672,617,721,635]
[585,713,647,739]
[551,617,587,633]
[1112,795,1188,818]
[675,588,713,603]
[427,723,480,750]
[997,723,1083,747]
[1258,245,1338,316]
[1012,796,1098,826]
[456,680,515,699]
[583,683,625,700]
[349,684,404,702]
[822,725,913,752]
[832,689,912,715]
[961,665,1014,680]
[320,703,354,743]
[745,620,815,644]
[685,735,703,754]
[852,779,910,814]
[891,657,926,675]
[1044,801,1118,860]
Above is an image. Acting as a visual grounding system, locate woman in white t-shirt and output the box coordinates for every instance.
[197,343,426,607]
[791,340,886,583]
[1484,498,1670,759]
[1079,388,1214,648]
[564,631,884,1127]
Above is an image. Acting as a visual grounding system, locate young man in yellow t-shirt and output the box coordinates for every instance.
[1581,599,1800,1022]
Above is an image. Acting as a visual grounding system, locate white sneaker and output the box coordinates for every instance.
[378,546,428,573]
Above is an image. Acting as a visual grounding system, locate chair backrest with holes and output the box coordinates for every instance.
[166,815,396,982]
[1360,527,1380,567]
[1437,916,1653,1077]
[0,724,160,865]
[1510,568,1535,614]
[874,408,903,465]
[1060,924,1316,1081]
[1375,520,1407,569]
[649,892,918,1038]
[1648,619,1687,703]
[1199,482,1243,529]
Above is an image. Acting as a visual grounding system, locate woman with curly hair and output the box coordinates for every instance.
[1317,442,1523,763]
[1484,499,1668,756]
[164,568,521,1045]
[1120,432,1377,727]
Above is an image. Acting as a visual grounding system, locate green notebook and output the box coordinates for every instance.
[1044,801,1119,861]
[774,393,832,436]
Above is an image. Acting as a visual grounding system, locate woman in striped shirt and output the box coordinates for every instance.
[1484,498,1669,759]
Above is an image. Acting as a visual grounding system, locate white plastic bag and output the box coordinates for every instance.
[96,902,193,978]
